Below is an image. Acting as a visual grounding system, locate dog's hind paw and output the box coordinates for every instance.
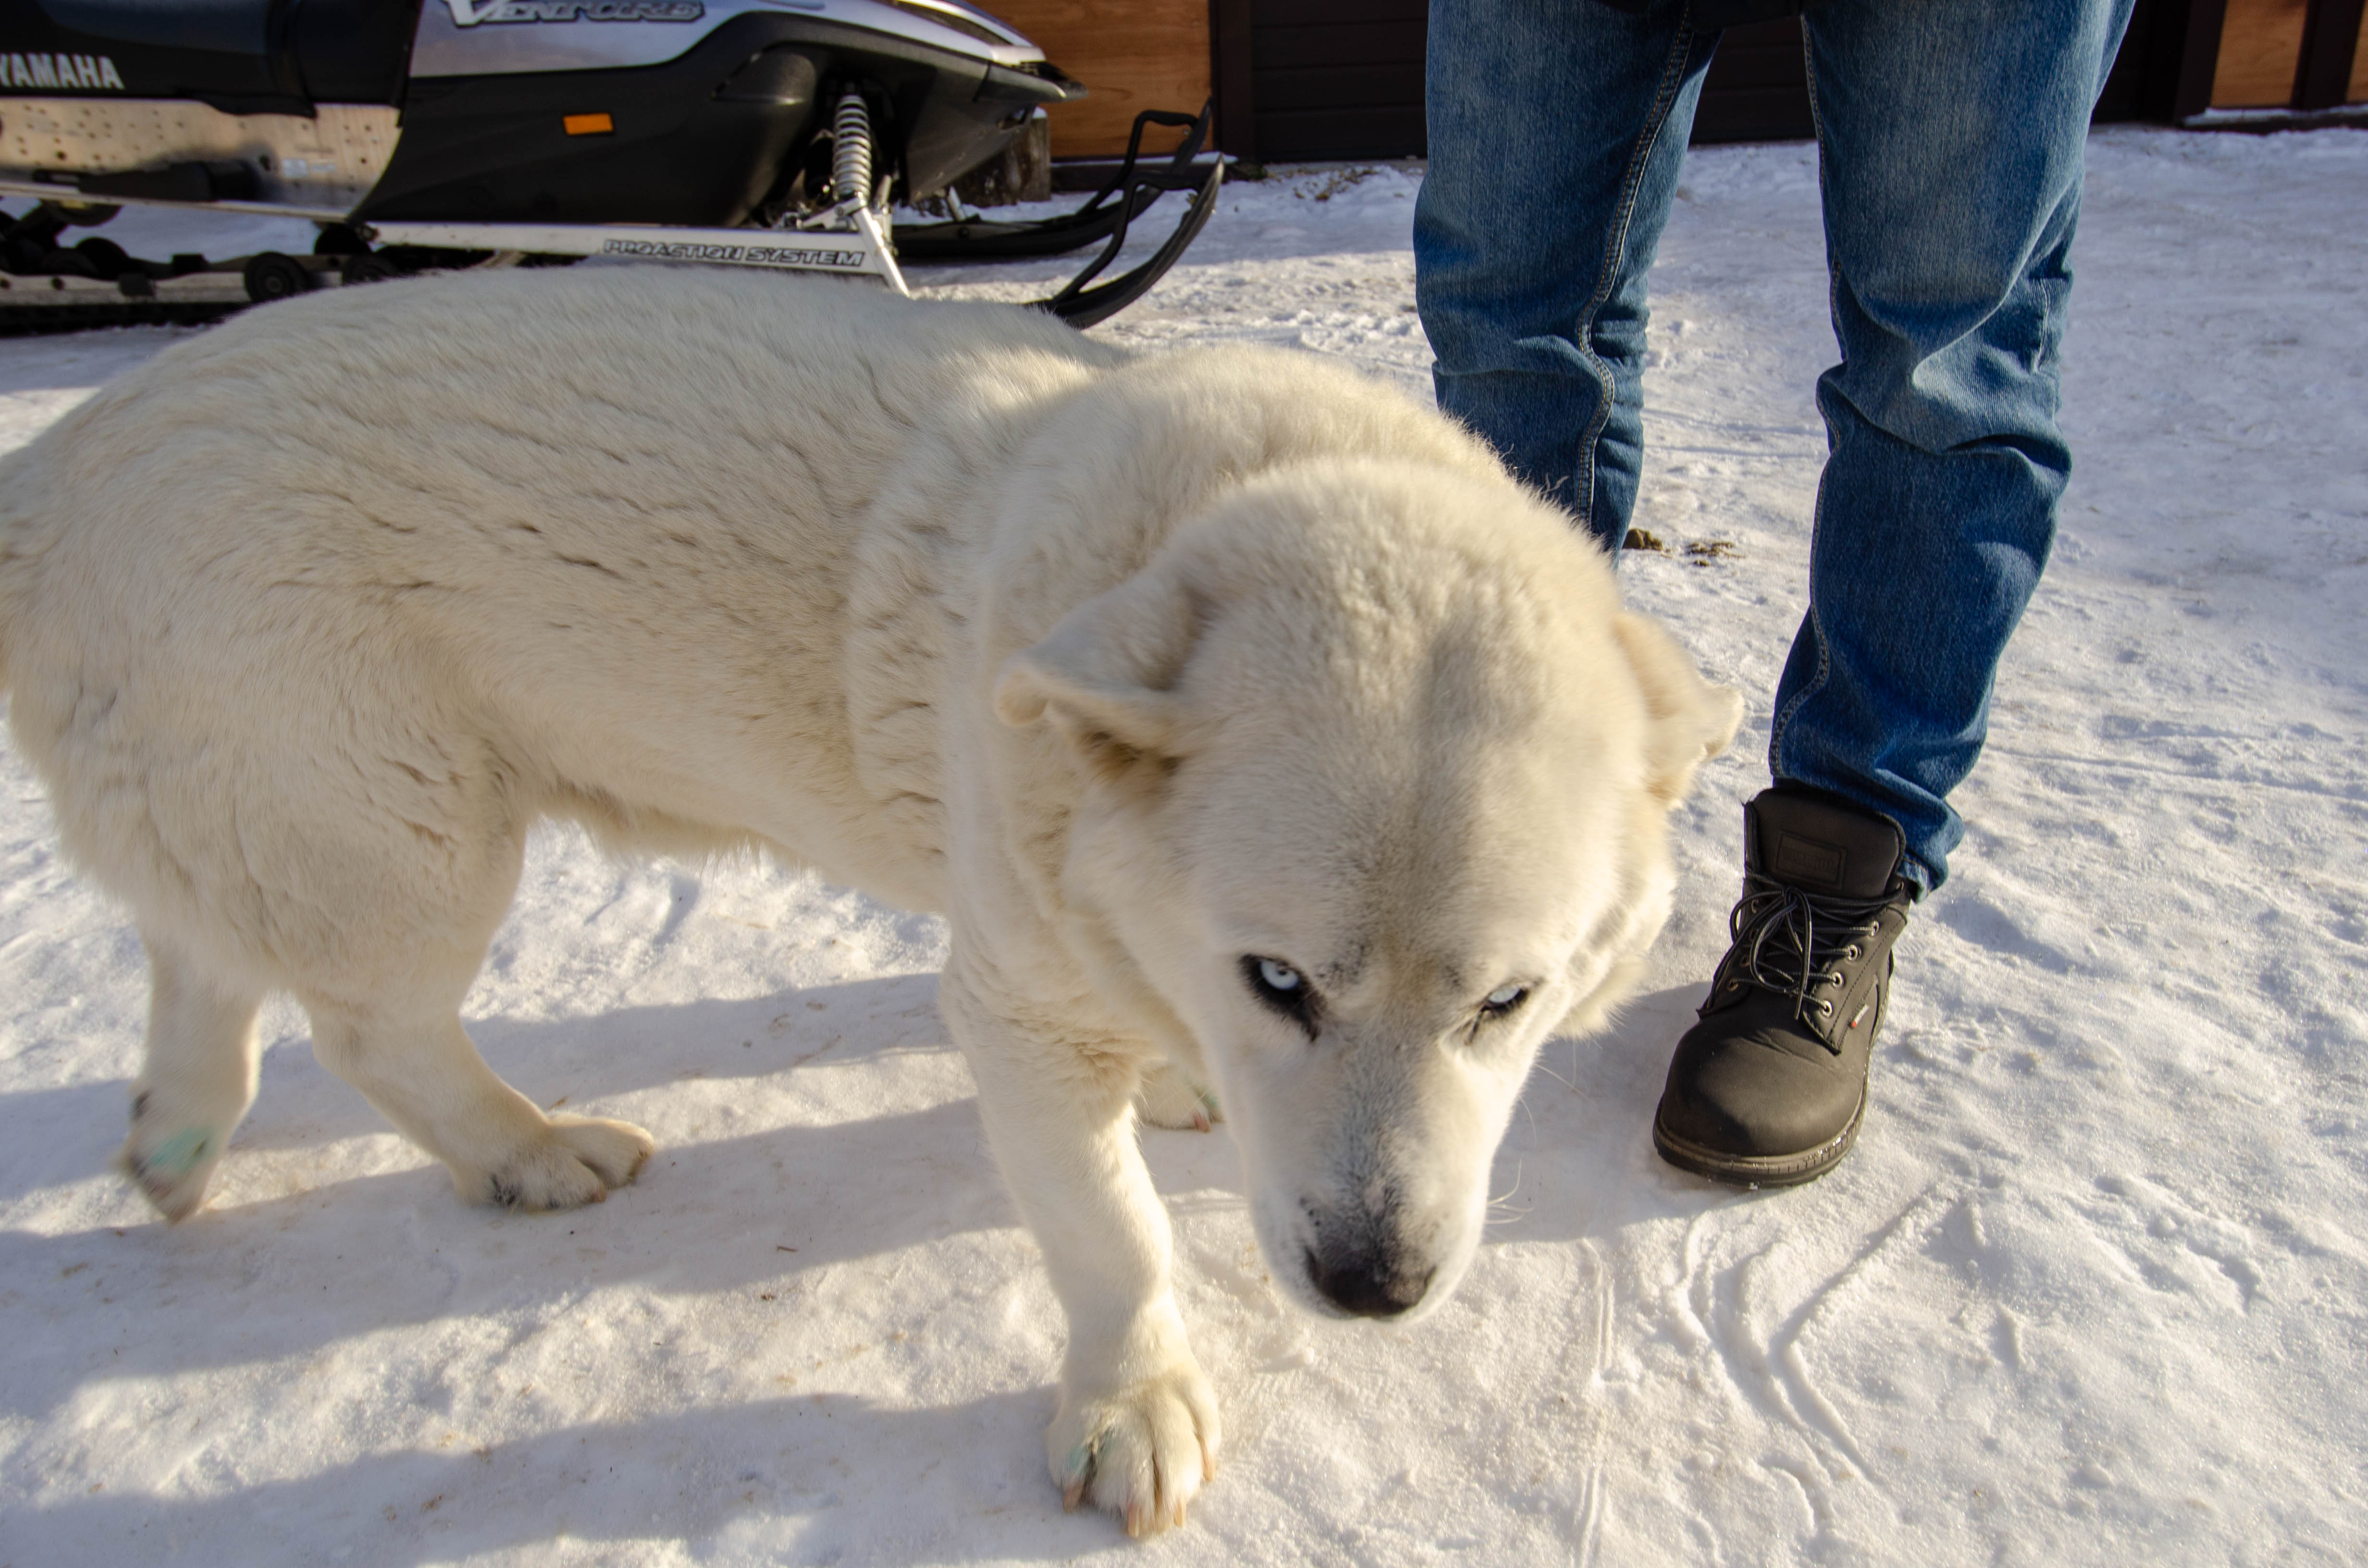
[1135,1062,1221,1133]
[1047,1361,1221,1537]
[460,1115,654,1211]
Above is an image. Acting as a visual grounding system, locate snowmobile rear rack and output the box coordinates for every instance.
[900,103,1223,329]
[898,105,1214,265]
[1035,112,1221,327]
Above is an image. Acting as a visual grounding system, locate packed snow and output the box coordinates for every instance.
[0,128,2362,1566]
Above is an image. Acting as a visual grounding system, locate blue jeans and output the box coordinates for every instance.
[1415,0,2134,891]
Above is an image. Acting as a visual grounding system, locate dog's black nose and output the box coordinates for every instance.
[1306,1249,1433,1318]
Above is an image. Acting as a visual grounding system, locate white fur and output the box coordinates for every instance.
[0,267,1739,1535]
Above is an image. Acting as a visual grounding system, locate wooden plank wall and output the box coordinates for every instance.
[2213,0,2313,102]
[987,0,1210,158]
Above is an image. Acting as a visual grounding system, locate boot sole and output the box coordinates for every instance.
[1652,1089,1866,1189]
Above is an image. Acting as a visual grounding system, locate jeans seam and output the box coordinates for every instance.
[1572,11,1697,527]
[1770,19,1833,783]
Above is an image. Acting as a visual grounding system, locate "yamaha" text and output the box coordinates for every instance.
[0,53,124,91]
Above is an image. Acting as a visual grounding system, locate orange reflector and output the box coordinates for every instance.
[564,113,614,136]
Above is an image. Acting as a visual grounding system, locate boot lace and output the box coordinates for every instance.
[1721,873,1895,1031]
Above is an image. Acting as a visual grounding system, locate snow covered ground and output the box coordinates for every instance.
[1,128,2364,1566]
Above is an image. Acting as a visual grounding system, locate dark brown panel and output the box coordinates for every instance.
[1239,0,1426,158]
[1213,0,1256,155]
[1252,20,1426,69]
[2175,0,2232,113]
[1691,18,1812,144]
[1691,90,1816,144]
[2097,0,2202,121]
[1252,106,1425,160]
[1255,0,1425,24]
[1252,62,1424,111]
[1704,38,1812,89]
[2296,0,2367,106]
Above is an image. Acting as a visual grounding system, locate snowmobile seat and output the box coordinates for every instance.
[5,0,421,112]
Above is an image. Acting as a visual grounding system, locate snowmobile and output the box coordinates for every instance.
[0,0,1220,332]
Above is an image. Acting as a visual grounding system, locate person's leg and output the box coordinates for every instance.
[1415,0,1719,552]
[1772,0,2137,891]
[1655,0,2135,1188]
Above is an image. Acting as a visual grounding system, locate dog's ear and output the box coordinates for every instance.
[994,570,1204,778]
[1612,612,1744,805]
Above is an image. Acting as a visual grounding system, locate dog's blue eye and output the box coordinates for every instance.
[1242,955,1320,1038]
[1481,983,1529,1017]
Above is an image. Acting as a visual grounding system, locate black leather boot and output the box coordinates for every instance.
[1653,787,1914,1187]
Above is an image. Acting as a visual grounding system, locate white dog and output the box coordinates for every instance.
[0,267,1737,1534]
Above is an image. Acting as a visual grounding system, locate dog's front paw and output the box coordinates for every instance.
[1134,1061,1221,1133]
[459,1115,654,1210]
[116,1096,231,1221]
[1048,1360,1221,1537]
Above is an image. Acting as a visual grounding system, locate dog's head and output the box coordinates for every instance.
[995,461,1740,1321]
